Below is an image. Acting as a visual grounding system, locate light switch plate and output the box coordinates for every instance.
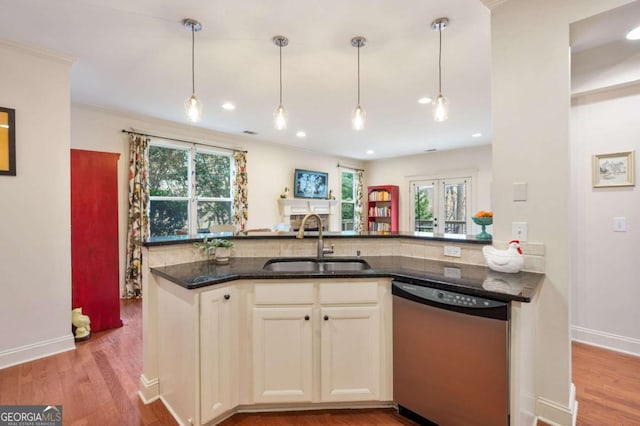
[512,222,528,241]
[613,217,627,232]
[443,246,461,257]
[513,182,527,201]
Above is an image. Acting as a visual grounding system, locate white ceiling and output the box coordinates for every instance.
[570,1,640,95]
[0,0,492,159]
[570,1,640,53]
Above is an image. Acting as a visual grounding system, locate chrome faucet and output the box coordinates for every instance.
[296,213,334,259]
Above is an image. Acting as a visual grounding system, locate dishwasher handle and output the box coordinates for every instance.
[392,280,509,321]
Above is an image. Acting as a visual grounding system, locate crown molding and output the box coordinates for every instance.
[0,38,75,65]
[480,0,511,10]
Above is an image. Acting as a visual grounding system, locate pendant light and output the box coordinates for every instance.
[183,19,203,122]
[432,17,449,122]
[273,35,289,130]
[351,36,367,131]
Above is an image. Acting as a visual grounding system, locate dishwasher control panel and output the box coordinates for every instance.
[392,282,506,309]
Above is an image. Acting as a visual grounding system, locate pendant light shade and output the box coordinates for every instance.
[433,94,448,122]
[351,36,367,131]
[274,103,287,130]
[185,94,203,122]
[183,19,203,122]
[431,17,449,122]
[352,104,365,131]
[273,35,289,130]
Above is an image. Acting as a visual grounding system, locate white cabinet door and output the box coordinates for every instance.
[320,306,381,402]
[200,286,236,424]
[253,306,313,403]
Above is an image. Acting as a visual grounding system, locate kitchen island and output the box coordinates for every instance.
[140,233,544,425]
[152,255,541,302]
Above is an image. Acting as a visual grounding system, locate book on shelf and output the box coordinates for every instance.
[369,190,391,202]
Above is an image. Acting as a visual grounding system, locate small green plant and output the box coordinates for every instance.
[193,237,233,254]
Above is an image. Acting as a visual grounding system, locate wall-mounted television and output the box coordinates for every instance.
[293,168,328,199]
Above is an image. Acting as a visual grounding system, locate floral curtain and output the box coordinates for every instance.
[354,169,364,232]
[124,134,149,298]
[233,151,248,232]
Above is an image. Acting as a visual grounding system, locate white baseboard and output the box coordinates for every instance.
[138,374,160,404]
[518,391,537,426]
[159,396,189,426]
[571,325,640,357]
[535,383,577,426]
[0,334,75,369]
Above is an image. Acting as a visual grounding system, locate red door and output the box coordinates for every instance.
[71,149,122,332]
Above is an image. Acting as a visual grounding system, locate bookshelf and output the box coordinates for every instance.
[367,185,399,232]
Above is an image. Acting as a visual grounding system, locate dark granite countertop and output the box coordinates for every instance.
[151,256,542,303]
[144,231,491,247]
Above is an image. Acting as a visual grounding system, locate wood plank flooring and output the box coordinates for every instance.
[0,299,638,425]
[219,409,416,425]
[0,300,175,426]
[572,341,640,425]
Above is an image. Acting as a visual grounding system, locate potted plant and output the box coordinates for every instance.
[193,238,234,264]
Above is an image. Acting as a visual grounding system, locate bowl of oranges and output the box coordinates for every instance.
[471,210,493,226]
[472,211,493,239]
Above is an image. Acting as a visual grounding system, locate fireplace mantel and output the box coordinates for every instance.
[278,199,340,232]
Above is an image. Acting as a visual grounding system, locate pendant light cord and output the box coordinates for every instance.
[191,25,196,96]
[357,44,361,105]
[279,44,283,105]
[438,23,442,96]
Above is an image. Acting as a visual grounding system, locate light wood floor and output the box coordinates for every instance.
[0,300,638,425]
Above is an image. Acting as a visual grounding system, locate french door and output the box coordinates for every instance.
[411,178,469,235]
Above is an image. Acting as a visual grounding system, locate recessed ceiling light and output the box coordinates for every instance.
[366,149,375,155]
[627,25,640,40]
[471,132,482,138]
[296,131,306,138]
[221,102,236,110]
[418,97,433,104]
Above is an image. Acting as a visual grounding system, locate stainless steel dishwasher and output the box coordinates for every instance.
[392,280,509,426]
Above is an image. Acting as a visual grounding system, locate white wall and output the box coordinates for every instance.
[0,41,75,368]
[489,0,633,424]
[572,41,640,96]
[70,104,364,294]
[570,84,640,355]
[365,145,492,232]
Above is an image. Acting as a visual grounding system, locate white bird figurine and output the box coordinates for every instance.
[482,240,524,273]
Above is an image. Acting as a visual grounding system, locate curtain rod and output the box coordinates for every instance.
[121,129,248,153]
[336,162,364,172]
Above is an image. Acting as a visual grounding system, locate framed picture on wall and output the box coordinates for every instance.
[0,107,16,176]
[293,168,329,199]
[592,151,635,188]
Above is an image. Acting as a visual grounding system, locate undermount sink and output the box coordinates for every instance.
[262,257,371,272]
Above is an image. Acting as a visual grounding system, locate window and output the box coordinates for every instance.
[341,171,356,231]
[148,141,233,237]
[410,177,471,235]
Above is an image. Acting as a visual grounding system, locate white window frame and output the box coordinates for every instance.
[406,169,477,235]
[193,146,234,232]
[149,139,234,236]
[341,170,356,231]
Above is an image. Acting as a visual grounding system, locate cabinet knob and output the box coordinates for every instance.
[224,294,230,300]
[304,315,310,321]
[324,315,329,321]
